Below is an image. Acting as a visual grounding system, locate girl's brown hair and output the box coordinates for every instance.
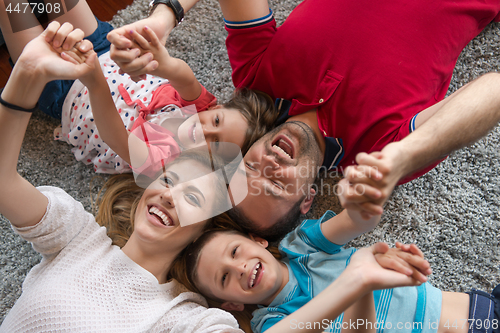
[223,88,278,154]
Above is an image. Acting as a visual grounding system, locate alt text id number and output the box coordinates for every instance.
[6,2,61,14]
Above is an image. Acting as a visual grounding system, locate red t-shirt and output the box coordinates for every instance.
[225,0,500,183]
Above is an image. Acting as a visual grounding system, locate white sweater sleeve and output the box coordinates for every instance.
[154,283,243,333]
[12,186,93,259]
[170,306,242,333]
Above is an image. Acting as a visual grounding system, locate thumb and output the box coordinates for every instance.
[372,242,389,254]
[356,151,385,168]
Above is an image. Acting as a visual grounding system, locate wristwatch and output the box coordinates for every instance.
[148,0,184,26]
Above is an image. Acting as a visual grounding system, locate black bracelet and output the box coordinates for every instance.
[0,88,38,113]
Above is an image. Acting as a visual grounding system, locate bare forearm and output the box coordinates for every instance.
[321,210,381,245]
[342,292,376,333]
[150,0,200,39]
[0,65,49,226]
[84,72,131,164]
[155,57,201,101]
[396,73,500,178]
[266,272,368,333]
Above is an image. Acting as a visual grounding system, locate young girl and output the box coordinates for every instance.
[183,207,500,333]
[4,2,277,174]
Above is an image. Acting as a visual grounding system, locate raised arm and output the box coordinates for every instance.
[128,26,202,101]
[0,22,95,228]
[72,52,132,164]
[339,73,500,217]
[265,243,424,333]
[108,0,270,79]
[107,0,200,80]
[318,165,383,245]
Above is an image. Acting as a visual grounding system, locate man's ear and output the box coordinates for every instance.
[249,234,269,249]
[300,187,316,214]
[221,302,245,312]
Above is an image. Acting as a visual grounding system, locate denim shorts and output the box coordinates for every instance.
[37,18,114,119]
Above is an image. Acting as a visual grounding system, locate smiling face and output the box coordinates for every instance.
[176,107,248,156]
[132,159,220,253]
[228,121,323,235]
[195,232,288,309]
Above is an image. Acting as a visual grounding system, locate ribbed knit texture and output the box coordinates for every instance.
[0,187,240,333]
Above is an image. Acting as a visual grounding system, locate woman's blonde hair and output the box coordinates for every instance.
[94,173,144,247]
[94,148,228,246]
[94,152,253,330]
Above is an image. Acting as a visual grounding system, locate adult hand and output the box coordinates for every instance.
[18,21,96,83]
[126,26,171,77]
[346,243,424,292]
[338,142,406,219]
[337,165,383,219]
[107,15,171,81]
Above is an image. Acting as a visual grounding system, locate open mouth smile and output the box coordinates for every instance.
[248,262,263,288]
[148,205,174,227]
[272,135,294,160]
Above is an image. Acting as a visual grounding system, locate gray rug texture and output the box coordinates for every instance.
[1,0,499,324]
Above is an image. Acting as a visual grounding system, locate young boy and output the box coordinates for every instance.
[184,206,499,333]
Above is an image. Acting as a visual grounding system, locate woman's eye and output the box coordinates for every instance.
[231,246,238,258]
[185,193,201,207]
[215,115,220,126]
[162,177,174,187]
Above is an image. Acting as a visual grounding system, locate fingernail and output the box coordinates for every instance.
[151,62,158,70]
[144,25,149,30]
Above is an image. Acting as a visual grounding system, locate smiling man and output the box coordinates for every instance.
[108,0,500,239]
[227,121,323,240]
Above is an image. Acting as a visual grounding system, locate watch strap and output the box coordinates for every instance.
[149,0,184,25]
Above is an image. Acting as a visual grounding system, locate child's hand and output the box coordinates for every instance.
[338,164,384,220]
[125,26,172,79]
[345,243,425,291]
[374,242,431,283]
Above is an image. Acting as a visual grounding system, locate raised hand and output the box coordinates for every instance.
[338,142,405,219]
[18,21,97,83]
[125,26,171,77]
[107,16,172,81]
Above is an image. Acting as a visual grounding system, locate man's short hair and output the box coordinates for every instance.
[227,198,304,242]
